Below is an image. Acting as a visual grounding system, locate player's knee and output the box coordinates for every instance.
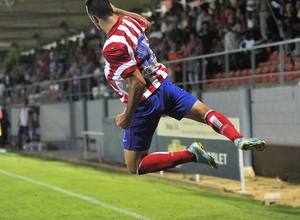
[195,102,211,117]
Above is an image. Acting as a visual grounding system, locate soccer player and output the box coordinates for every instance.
[85,0,266,175]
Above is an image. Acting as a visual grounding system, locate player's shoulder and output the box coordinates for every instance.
[103,38,132,62]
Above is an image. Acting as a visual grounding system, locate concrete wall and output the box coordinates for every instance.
[202,85,300,147]
[254,145,300,179]
[10,108,20,136]
[108,99,125,117]
[31,84,300,148]
[40,103,70,142]
[74,101,84,138]
[202,90,242,118]
[252,86,300,146]
[87,99,104,133]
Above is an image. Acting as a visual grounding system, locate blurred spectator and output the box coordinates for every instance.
[225,7,243,50]
[257,0,271,40]
[196,6,212,33]
[0,106,10,147]
[297,0,300,18]
[0,79,6,99]
[168,41,183,83]
[18,99,31,150]
[4,0,300,96]
[199,22,215,54]
[283,2,300,39]
[81,56,94,75]
[69,60,80,76]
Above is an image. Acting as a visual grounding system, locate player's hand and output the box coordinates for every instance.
[110,3,117,13]
[116,112,132,129]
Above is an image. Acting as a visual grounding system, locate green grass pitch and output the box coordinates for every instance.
[0,153,299,220]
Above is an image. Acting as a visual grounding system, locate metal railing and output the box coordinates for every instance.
[167,38,300,91]
[3,38,300,104]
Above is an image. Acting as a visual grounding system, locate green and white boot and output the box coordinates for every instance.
[187,142,218,169]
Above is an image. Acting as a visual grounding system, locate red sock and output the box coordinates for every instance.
[137,151,195,175]
[205,110,243,142]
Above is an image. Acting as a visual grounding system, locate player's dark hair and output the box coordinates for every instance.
[86,0,113,20]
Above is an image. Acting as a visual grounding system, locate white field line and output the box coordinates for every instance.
[0,169,152,220]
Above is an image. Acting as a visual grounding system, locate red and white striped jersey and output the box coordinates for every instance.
[103,16,169,103]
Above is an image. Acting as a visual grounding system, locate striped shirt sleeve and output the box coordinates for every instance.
[127,17,148,32]
[104,42,137,79]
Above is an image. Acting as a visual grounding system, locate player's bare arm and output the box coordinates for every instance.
[116,69,146,129]
[110,3,151,29]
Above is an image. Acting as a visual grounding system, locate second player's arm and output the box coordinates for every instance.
[116,69,146,129]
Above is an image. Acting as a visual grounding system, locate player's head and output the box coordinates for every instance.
[85,0,113,30]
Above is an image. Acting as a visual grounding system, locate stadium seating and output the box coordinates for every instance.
[208,51,300,89]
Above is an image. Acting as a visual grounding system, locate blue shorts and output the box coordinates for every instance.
[123,80,197,151]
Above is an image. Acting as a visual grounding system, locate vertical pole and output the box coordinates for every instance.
[82,99,88,157]
[202,58,207,91]
[68,79,72,101]
[97,136,101,163]
[69,100,76,150]
[103,97,109,118]
[279,45,285,86]
[69,79,76,150]
[60,81,64,101]
[251,50,256,88]
[240,89,252,166]
[96,76,100,100]
[83,134,87,160]
[239,88,253,193]
[183,61,188,91]
[239,149,246,193]
[100,133,104,163]
[78,77,81,100]
[87,76,91,100]
[225,53,230,88]
[82,99,88,135]
[195,174,200,183]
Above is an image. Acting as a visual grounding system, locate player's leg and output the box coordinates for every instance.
[163,80,265,151]
[184,100,266,151]
[123,114,203,175]
[124,150,148,174]
[123,84,216,175]
[185,100,243,142]
[18,126,24,150]
[124,126,203,175]
[124,148,203,175]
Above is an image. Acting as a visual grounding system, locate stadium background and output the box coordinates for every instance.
[0,0,300,219]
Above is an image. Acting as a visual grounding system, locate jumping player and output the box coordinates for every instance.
[85,0,266,175]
